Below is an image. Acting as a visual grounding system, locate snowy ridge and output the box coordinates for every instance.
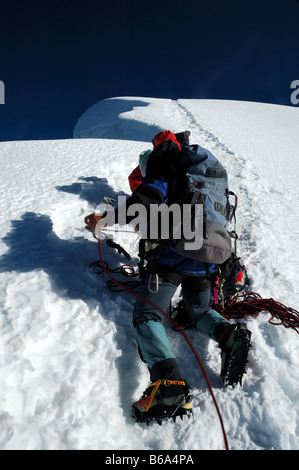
[0,97,298,450]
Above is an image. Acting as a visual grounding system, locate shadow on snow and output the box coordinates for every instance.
[0,177,142,419]
[73,98,163,142]
[0,176,223,417]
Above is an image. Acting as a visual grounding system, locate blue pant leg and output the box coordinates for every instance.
[183,286,230,341]
[134,320,176,369]
[182,287,212,326]
[196,308,231,340]
[133,273,178,369]
[133,273,178,325]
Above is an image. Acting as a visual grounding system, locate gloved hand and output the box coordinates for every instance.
[84,213,106,232]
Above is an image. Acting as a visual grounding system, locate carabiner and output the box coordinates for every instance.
[148,274,159,293]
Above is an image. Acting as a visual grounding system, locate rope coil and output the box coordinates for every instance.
[213,291,299,334]
[89,260,140,291]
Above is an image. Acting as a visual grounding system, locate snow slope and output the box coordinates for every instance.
[0,97,298,450]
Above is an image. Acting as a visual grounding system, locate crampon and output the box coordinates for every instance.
[221,323,252,388]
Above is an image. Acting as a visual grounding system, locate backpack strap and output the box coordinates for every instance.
[226,190,238,254]
[176,181,201,205]
[227,190,238,224]
[206,167,227,178]
[227,230,238,254]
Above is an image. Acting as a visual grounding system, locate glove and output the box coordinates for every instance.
[84,213,106,232]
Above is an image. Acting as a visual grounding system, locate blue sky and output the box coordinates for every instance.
[0,0,298,141]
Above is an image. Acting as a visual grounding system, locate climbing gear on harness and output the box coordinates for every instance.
[148,273,159,293]
[211,253,250,305]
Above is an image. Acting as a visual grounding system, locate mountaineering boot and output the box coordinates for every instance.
[215,323,252,388]
[170,299,190,330]
[132,359,193,425]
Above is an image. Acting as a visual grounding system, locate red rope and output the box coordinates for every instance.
[213,292,299,335]
[96,231,230,451]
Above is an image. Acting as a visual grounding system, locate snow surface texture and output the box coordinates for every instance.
[0,97,298,450]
